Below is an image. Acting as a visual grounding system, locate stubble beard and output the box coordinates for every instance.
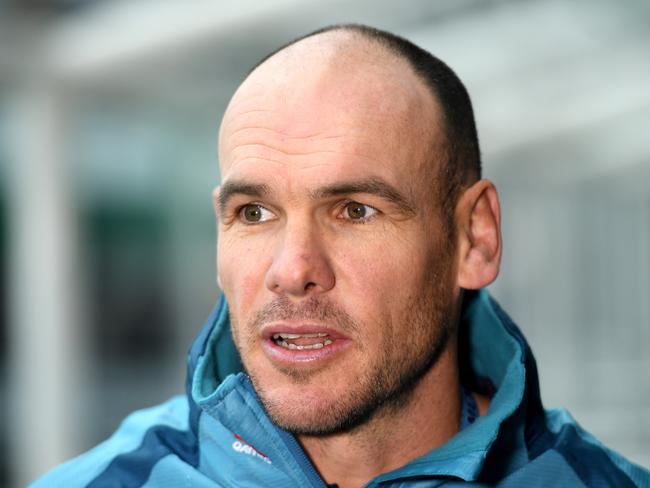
[231,274,455,437]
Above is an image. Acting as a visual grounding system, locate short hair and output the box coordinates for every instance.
[247,24,481,232]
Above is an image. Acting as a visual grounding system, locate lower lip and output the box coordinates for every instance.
[261,337,352,366]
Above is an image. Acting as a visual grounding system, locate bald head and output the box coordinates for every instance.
[221,30,439,183]
[219,25,481,230]
[223,30,423,124]
[234,28,415,97]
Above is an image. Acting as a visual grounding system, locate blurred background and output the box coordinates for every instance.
[0,0,649,485]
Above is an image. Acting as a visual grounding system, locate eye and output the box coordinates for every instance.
[341,201,378,222]
[239,204,275,224]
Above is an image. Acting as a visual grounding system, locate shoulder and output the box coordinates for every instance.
[29,395,195,487]
[533,408,650,487]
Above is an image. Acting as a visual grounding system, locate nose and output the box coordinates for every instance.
[265,223,335,298]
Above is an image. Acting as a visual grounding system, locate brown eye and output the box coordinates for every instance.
[347,202,367,220]
[240,204,274,223]
[343,202,378,222]
[243,205,262,222]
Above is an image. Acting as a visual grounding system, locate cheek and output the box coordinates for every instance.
[331,239,407,313]
[218,237,272,312]
[337,232,420,283]
[333,230,437,322]
[239,273,263,307]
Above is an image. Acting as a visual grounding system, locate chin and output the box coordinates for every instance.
[265,390,338,434]
[249,369,355,435]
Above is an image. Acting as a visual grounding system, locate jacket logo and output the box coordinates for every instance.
[232,434,272,464]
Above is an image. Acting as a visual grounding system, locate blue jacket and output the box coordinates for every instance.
[32,290,650,487]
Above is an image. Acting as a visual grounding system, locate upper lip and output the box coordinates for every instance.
[261,322,350,341]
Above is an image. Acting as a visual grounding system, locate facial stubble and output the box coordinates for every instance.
[229,269,455,437]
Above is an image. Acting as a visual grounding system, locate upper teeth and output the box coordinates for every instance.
[272,332,333,350]
[272,333,328,339]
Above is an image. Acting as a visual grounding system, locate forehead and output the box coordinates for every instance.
[218,35,444,192]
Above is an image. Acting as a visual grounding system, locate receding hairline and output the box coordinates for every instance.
[222,27,444,171]
[231,27,431,117]
[253,28,359,65]
[243,27,424,95]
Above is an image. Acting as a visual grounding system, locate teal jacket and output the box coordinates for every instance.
[32,290,650,487]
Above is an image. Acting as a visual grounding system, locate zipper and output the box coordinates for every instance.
[275,427,329,488]
[240,375,328,487]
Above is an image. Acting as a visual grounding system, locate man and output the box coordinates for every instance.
[33,24,649,487]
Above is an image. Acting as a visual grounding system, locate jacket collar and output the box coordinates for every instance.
[186,289,541,482]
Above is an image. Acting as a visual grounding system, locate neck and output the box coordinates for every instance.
[298,341,461,488]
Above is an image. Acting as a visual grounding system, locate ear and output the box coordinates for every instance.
[455,179,502,289]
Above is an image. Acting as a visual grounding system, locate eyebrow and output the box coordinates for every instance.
[218,181,270,213]
[218,176,415,215]
[311,177,416,215]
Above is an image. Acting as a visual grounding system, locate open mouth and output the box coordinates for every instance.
[262,325,351,365]
[272,332,334,350]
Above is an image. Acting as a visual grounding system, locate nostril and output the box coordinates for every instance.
[265,250,336,296]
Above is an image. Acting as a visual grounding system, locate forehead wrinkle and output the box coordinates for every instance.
[222,119,350,172]
[227,148,396,177]
[227,125,346,143]
[227,156,291,169]
[231,142,354,159]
